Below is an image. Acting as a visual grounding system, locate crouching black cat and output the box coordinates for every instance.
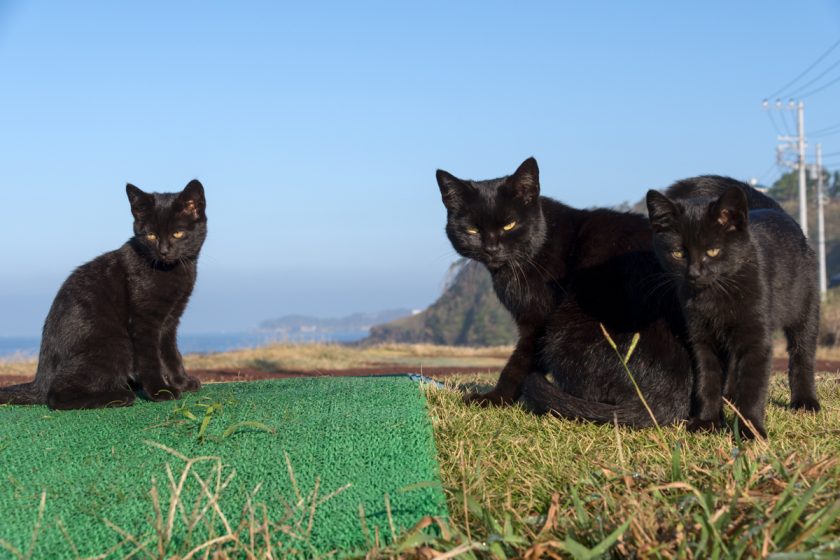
[437,157,693,425]
[0,180,206,409]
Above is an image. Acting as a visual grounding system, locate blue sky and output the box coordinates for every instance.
[1,1,839,336]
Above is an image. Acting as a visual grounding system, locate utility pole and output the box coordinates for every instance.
[816,143,827,298]
[765,99,808,236]
[797,101,808,236]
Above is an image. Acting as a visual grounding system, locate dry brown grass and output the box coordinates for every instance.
[8,338,840,379]
[0,343,512,378]
[0,358,37,378]
[183,342,510,372]
[13,337,840,380]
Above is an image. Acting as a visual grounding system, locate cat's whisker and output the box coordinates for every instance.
[638,271,682,301]
[642,275,678,302]
[712,275,740,300]
[638,271,681,289]
[513,260,527,300]
[431,249,460,263]
[525,255,567,296]
[515,260,527,296]
[522,254,556,283]
[506,259,522,300]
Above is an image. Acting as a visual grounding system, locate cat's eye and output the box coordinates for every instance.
[146,233,157,241]
[172,231,185,239]
[706,248,721,257]
[466,227,479,235]
[503,221,517,231]
[671,250,684,259]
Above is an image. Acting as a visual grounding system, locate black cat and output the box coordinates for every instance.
[437,160,790,427]
[0,181,206,409]
[437,157,694,425]
[646,181,820,438]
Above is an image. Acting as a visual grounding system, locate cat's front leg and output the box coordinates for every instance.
[464,323,539,407]
[731,341,772,440]
[721,351,737,403]
[160,321,201,393]
[687,340,725,433]
[130,317,182,401]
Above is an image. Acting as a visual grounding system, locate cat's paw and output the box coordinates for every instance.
[686,417,723,433]
[736,417,767,440]
[463,390,512,407]
[47,389,136,410]
[174,375,202,393]
[790,397,821,412]
[143,384,182,401]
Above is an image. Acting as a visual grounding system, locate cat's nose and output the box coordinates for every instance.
[485,243,501,255]
[688,266,702,280]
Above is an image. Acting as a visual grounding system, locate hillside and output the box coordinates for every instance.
[259,309,412,338]
[779,197,840,280]
[364,260,516,346]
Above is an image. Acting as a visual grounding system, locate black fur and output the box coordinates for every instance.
[665,175,784,212]
[0,180,207,409]
[438,158,693,426]
[646,178,820,439]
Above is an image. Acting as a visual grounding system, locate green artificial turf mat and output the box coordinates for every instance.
[0,377,448,558]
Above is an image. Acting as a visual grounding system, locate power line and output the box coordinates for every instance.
[776,102,794,136]
[757,161,780,185]
[785,57,840,98]
[784,106,798,136]
[764,108,783,135]
[798,72,840,98]
[762,168,786,189]
[766,36,840,99]
[811,122,840,136]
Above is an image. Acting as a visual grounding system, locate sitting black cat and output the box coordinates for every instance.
[646,182,820,438]
[0,180,206,409]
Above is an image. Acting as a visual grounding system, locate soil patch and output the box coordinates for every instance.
[2,358,838,389]
[0,365,502,388]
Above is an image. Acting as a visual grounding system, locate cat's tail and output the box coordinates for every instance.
[521,373,665,427]
[0,382,43,405]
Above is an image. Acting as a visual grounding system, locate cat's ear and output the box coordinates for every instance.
[436,169,468,210]
[176,179,206,221]
[712,186,748,232]
[510,157,540,204]
[646,190,680,232]
[126,183,154,220]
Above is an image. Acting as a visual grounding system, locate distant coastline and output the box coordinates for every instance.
[0,330,368,361]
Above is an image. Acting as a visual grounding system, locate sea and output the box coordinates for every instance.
[0,331,367,361]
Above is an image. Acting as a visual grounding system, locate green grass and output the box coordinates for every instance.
[420,373,840,558]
